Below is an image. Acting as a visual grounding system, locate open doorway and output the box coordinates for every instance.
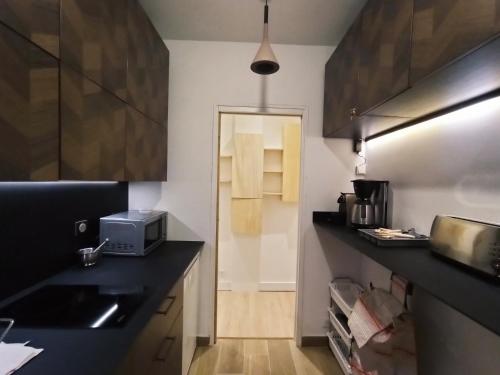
[215,112,302,340]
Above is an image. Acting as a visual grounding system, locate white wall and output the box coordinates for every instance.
[218,114,300,292]
[129,40,358,339]
[364,96,500,374]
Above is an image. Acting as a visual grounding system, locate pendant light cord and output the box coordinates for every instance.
[264,0,269,24]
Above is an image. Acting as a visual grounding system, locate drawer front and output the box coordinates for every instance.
[157,277,183,332]
[117,277,184,375]
[149,308,183,375]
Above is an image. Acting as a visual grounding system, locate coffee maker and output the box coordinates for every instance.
[351,179,389,228]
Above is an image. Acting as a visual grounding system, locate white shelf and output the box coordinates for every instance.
[329,279,364,317]
[220,154,232,158]
[264,170,283,173]
[327,331,351,375]
[328,307,352,347]
[263,192,282,196]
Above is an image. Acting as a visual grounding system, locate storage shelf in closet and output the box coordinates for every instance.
[263,192,282,196]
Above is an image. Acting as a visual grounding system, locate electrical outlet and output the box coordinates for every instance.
[355,163,367,175]
[74,220,88,236]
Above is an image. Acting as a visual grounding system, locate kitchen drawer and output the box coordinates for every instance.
[149,308,183,375]
[117,278,183,375]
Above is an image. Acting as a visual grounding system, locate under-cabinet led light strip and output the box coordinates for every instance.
[366,94,500,146]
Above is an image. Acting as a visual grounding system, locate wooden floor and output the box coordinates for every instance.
[188,339,342,375]
[217,291,295,338]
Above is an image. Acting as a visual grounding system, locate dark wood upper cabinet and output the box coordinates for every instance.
[60,66,126,181]
[357,0,413,114]
[0,24,59,181]
[60,0,128,100]
[411,0,500,85]
[0,0,60,57]
[127,0,169,125]
[126,107,167,181]
[323,0,500,139]
[323,18,360,137]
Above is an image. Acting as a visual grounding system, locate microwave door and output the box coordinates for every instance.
[144,220,162,250]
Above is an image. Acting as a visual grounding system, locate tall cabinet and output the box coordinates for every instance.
[0,0,169,181]
[0,23,59,181]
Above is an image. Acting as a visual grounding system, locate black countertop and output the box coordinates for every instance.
[313,219,500,336]
[1,240,203,375]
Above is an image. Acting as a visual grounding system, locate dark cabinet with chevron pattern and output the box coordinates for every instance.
[126,107,167,181]
[0,0,169,181]
[127,0,169,125]
[323,0,414,138]
[411,0,500,84]
[323,0,500,139]
[0,23,59,181]
[323,18,360,137]
[357,0,413,114]
[0,0,60,57]
[60,66,127,181]
[60,0,128,101]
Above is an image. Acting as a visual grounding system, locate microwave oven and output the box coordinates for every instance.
[100,210,167,256]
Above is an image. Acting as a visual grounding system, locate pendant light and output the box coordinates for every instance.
[251,0,280,75]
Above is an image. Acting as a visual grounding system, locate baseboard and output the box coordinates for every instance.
[301,336,329,346]
[258,282,296,292]
[197,336,210,346]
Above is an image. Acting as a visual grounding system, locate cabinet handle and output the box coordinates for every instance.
[157,296,175,315]
[349,107,358,120]
[154,336,176,361]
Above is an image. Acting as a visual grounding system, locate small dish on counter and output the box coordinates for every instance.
[358,228,429,248]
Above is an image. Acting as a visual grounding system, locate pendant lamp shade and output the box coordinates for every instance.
[251,2,279,75]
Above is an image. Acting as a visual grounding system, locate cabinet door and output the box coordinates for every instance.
[117,278,183,375]
[60,66,126,180]
[127,0,169,124]
[323,17,360,137]
[0,0,60,57]
[183,257,199,375]
[60,0,128,100]
[126,107,167,181]
[126,0,154,118]
[231,133,264,198]
[149,309,183,375]
[357,0,413,114]
[411,0,500,84]
[149,39,169,125]
[282,124,301,203]
[0,24,59,180]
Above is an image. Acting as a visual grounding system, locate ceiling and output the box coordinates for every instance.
[139,0,367,46]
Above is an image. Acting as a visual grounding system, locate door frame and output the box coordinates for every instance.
[209,104,309,345]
